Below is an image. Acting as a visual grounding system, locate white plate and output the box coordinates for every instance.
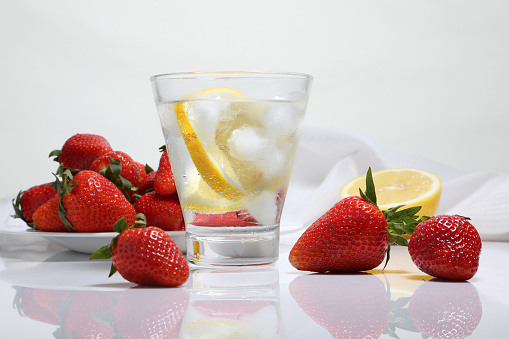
[0,222,186,254]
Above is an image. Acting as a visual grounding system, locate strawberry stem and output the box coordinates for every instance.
[358,167,424,270]
[53,168,77,231]
[11,190,31,226]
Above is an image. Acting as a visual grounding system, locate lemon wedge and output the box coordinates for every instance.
[339,168,441,217]
[175,87,246,202]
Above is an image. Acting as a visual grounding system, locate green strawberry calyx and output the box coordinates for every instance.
[52,167,79,231]
[89,214,147,277]
[98,156,138,202]
[360,167,427,269]
[11,190,32,227]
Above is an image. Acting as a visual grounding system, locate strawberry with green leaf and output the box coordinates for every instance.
[12,182,57,226]
[91,216,189,287]
[50,133,113,170]
[289,168,422,273]
[55,169,137,232]
[90,150,140,189]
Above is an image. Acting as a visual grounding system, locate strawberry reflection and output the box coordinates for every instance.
[409,279,482,339]
[181,267,285,338]
[289,273,390,339]
[13,286,189,339]
[14,287,69,326]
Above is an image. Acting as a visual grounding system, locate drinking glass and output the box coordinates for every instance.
[150,71,312,267]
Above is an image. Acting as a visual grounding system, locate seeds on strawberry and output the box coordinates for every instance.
[134,192,184,231]
[91,218,189,287]
[90,150,140,188]
[288,168,422,273]
[57,170,137,232]
[289,196,389,272]
[50,133,113,170]
[154,148,176,196]
[408,215,482,281]
[32,195,68,232]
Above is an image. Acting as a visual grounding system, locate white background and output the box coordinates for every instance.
[1,0,509,197]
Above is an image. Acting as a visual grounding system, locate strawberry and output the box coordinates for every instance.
[90,150,140,188]
[135,161,148,183]
[409,279,482,338]
[408,215,482,281]
[192,211,257,226]
[134,191,184,231]
[153,147,176,196]
[289,168,421,273]
[289,273,390,338]
[50,133,113,170]
[91,217,189,287]
[12,182,57,226]
[56,169,137,232]
[32,194,68,232]
[136,170,157,196]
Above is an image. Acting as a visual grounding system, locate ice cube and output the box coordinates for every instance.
[265,100,305,143]
[228,127,270,160]
[244,190,278,226]
[257,149,285,179]
[190,100,228,145]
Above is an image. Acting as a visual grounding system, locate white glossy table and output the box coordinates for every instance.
[0,227,507,338]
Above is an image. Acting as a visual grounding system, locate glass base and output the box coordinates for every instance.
[186,224,280,267]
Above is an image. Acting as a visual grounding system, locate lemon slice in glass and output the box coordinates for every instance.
[339,168,441,217]
[175,87,246,202]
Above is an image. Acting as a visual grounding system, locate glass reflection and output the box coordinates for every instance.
[13,286,189,338]
[181,266,286,338]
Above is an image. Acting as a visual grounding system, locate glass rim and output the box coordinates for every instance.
[149,71,313,82]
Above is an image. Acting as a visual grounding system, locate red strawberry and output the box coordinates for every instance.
[12,182,57,225]
[134,192,184,231]
[192,211,256,227]
[408,215,482,281]
[289,195,389,272]
[135,161,148,183]
[153,149,176,196]
[136,170,157,196]
[289,273,390,338]
[90,150,140,188]
[409,279,482,338]
[91,218,189,287]
[32,194,68,232]
[57,169,137,232]
[289,168,421,273]
[50,133,113,170]
[112,287,189,338]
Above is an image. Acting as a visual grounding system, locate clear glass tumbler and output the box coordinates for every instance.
[150,71,312,267]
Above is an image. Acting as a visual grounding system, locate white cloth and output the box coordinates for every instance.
[282,126,509,241]
[1,126,508,247]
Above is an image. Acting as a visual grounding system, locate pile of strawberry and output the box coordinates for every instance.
[12,133,183,233]
[12,133,189,287]
[289,168,482,281]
